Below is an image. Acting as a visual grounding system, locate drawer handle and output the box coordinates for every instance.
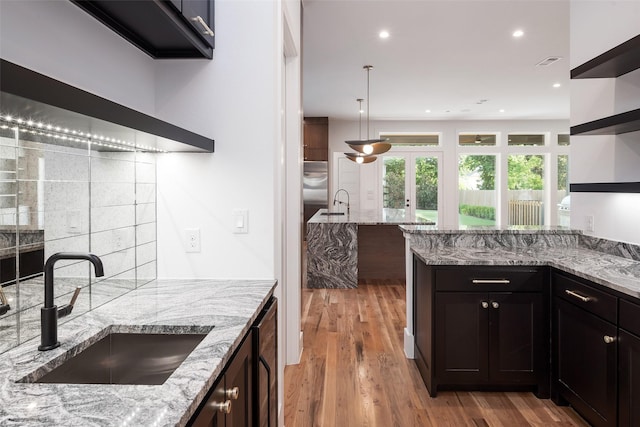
[191,15,215,36]
[225,387,239,400]
[604,335,616,344]
[472,279,510,285]
[481,301,489,309]
[491,301,499,309]
[212,400,232,414]
[565,289,591,303]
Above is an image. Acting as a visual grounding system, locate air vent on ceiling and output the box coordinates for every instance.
[536,56,563,67]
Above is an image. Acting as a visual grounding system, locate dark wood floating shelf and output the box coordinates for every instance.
[570,182,640,193]
[0,59,214,153]
[570,108,640,136]
[571,34,640,79]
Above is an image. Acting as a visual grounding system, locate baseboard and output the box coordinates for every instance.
[404,328,414,358]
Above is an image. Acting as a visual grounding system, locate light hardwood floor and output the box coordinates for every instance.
[284,280,589,427]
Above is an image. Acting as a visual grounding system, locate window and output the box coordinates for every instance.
[507,155,544,226]
[458,155,496,227]
[381,133,439,147]
[558,134,570,146]
[458,133,497,146]
[508,134,545,146]
[557,155,570,227]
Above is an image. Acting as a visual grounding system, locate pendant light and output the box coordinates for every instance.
[345,152,377,164]
[345,65,390,160]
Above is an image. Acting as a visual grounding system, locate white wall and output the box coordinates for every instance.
[570,0,640,244]
[330,118,569,227]
[0,0,156,115]
[155,0,280,280]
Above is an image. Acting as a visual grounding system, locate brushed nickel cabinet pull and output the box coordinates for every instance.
[212,400,232,414]
[472,279,510,285]
[491,301,499,309]
[225,387,239,400]
[191,16,214,36]
[603,335,616,344]
[565,289,591,303]
[481,301,489,309]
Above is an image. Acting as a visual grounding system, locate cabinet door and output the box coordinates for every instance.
[303,117,328,161]
[226,333,254,427]
[555,298,617,427]
[188,377,226,427]
[619,329,640,427]
[435,292,489,384]
[182,0,215,48]
[489,293,545,387]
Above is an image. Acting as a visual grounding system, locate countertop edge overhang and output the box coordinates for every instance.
[410,245,640,299]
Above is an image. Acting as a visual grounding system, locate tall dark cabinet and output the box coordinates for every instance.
[303,117,329,161]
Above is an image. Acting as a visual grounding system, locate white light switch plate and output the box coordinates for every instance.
[233,209,248,234]
[185,228,201,252]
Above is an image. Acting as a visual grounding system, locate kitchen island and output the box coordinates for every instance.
[0,278,276,426]
[306,208,434,288]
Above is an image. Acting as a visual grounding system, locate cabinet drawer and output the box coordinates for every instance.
[435,267,544,292]
[620,299,640,336]
[553,273,617,323]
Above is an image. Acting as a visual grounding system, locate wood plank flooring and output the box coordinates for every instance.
[284,280,588,427]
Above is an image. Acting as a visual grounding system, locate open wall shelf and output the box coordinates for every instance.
[570,182,640,193]
[571,34,640,79]
[570,108,640,136]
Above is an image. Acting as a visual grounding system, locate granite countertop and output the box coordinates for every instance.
[308,208,436,225]
[412,245,640,299]
[0,278,277,426]
[400,224,575,234]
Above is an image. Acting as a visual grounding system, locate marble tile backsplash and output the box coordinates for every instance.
[0,132,158,354]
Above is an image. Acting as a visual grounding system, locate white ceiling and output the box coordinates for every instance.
[302,0,570,121]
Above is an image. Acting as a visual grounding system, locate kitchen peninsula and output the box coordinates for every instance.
[306,208,434,288]
[402,226,640,427]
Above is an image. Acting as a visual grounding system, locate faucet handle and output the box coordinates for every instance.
[57,287,82,318]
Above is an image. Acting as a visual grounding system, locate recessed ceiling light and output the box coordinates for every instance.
[512,29,524,38]
[379,30,390,39]
[553,83,561,88]
[499,109,506,113]
[425,109,431,113]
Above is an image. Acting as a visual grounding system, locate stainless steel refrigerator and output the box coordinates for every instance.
[303,161,328,227]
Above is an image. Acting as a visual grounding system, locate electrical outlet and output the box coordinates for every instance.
[185,228,201,253]
[585,215,594,232]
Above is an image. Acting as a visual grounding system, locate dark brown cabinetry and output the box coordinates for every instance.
[71,0,215,59]
[619,299,640,427]
[188,296,277,427]
[189,333,253,427]
[414,261,548,397]
[552,272,618,427]
[303,117,328,161]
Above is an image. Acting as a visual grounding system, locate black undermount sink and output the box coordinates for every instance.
[22,332,208,385]
[320,212,345,216]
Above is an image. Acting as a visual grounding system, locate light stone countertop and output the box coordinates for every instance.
[411,245,640,299]
[308,208,436,225]
[0,278,276,427]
